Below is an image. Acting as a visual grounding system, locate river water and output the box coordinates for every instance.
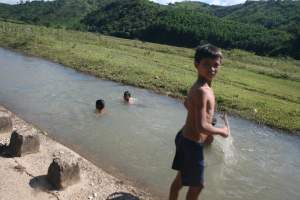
[0,48,299,199]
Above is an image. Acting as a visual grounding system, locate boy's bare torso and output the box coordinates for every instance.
[182,81,215,143]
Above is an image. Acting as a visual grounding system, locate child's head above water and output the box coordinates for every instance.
[194,44,223,81]
[96,99,105,112]
[123,91,131,102]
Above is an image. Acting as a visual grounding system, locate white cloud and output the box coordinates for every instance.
[151,0,246,6]
[0,0,19,4]
[0,0,246,6]
[1,0,56,4]
[210,0,246,6]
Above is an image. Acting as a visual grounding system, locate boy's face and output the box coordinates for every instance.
[195,57,221,81]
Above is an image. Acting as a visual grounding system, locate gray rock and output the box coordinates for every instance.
[8,131,40,157]
[47,153,80,190]
[0,111,12,134]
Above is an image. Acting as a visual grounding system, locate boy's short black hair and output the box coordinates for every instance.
[96,99,105,110]
[124,91,131,98]
[194,44,223,64]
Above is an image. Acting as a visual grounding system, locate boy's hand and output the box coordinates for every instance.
[221,112,230,138]
[221,127,230,138]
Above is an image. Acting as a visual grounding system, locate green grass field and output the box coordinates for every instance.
[0,21,299,133]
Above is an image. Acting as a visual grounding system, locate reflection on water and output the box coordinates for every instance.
[0,48,299,200]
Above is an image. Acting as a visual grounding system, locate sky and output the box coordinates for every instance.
[151,0,246,6]
[0,0,247,6]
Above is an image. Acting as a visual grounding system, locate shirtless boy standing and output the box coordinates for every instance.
[169,44,230,200]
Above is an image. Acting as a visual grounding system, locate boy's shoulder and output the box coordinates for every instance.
[191,84,211,95]
[189,85,211,102]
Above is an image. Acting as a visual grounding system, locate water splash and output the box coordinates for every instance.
[215,134,237,165]
[223,135,237,165]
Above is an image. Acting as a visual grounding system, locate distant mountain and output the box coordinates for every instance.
[170,1,214,13]
[172,0,300,30]
[213,0,300,60]
[0,0,299,59]
[83,0,161,36]
[212,0,300,31]
[83,0,296,58]
[0,0,115,29]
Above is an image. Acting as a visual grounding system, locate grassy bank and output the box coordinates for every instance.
[0,21,299,133]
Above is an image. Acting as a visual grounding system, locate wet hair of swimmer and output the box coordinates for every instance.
[123,91,131,101]
[96,99,105,111]
[212,117,217,126]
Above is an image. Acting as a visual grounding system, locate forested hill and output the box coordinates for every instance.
[0,0,299,59]
[0,0,114,28]
[83,0,299,59]
[211,0,300,30]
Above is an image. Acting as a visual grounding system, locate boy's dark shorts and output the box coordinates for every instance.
[172,130,205,187]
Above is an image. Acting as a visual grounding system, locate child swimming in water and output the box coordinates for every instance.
[123,91,135,104]
[169,44,230,200]
[95,99,106,115]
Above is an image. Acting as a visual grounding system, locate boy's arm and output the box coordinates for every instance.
[194,89,229,137]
